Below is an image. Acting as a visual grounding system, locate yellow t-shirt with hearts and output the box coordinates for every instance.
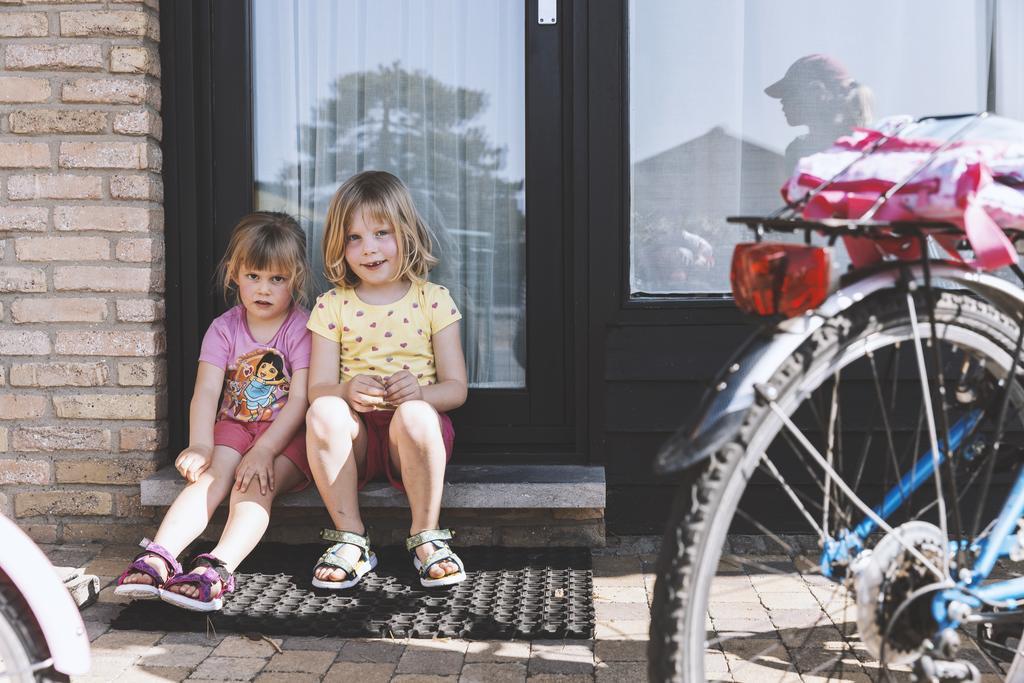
[307,281,461,386]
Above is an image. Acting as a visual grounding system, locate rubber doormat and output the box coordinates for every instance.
[111,543,594,639]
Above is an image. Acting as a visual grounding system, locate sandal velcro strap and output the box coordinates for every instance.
[419,547,456,575]
[316,549,358,577]
[128,537,183,577]
[405,529,454,552]
[192,554,233,588]
[320,528,369,549]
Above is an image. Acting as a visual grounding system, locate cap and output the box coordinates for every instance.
[764,54,852,98]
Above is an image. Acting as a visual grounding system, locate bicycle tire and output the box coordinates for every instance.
[0,574,67,683]
[650,288,1024,682]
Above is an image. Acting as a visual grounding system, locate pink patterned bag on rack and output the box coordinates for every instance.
[780,121,1024,271]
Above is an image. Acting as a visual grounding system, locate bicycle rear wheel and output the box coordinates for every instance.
[0,575,66,683]
[650,289,1024,682]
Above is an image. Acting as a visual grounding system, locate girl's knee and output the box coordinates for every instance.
[307,396,358,440]
[391,400,441,444]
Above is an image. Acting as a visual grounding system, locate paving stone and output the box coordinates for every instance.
[115,665,191,682]
[465,640,531,663]
[280,635,348,652]
[591,586,647,604]
[189,655,268,680]
[139,642,214,668]
[338,638,406,663]
[322,661,396,683]
[525,675,595,682]
[529,640,594,675]
[766,608,833,629]
[595,660,645,682]
[759,591,822,610]
[406,638,469,653]
[594,601,650,621]
[254,674,321,683]
[264,650,335,674]
[730,662,802,682]
[396,648,464,675]
[593,640,646,662]
[83,654,137,679]
[91,629,163,655]
[79,601,125,623]
[84,619,110,641]
[594,620,649,641]
[391,676,459,683]
[211,634,284,658]
[460,662,527,683]
[161,631,227,646]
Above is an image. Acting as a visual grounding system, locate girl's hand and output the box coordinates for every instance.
[175,444,213,483]
[385,370,423,405]
[234,448,275,495]
[345,374,387,412]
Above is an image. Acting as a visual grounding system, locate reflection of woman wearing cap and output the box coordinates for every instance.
[766,54,874,170]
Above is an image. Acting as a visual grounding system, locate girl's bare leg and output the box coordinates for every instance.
[168,456,305,599]
[307,396,369,582]
[388,400,458,578]
[120,446,240,586]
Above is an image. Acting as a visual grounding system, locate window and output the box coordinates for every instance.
[628,0,1024,295]
[253,0,526,388]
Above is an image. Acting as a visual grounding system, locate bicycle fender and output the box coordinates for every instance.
[0,514,91,676]
[652,261,1024,477]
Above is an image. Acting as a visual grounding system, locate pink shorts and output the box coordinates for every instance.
[213,420,312,492]
[357,410,455,492]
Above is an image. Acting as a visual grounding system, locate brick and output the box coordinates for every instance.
[110,173,161,200]
[115,237,161,262]
[9,109,107,134]
[55,330,162,356]
[54,205,153,231]
[112,110,160,138]
[109,46,159,76]
[59,141,155,170]
[0,459,50,484]
[53,393,162,419]
[54,266,155,292]
[553,508,605,520]
[0,12,47,37]
[0,330,50,355]
[0,394,47,419]
[117,359,162,386]
[12,426,110,451]
[114,492,154,519]
[119,426,164,451]
[0,206,47,231]
[5,44,103,70]
[8,174,101,200]
[115,298,162,322]
[15,491,111,517]
[63,522,150,544]
[0,142,49,168]
[0,267,46,293]
[0,429,6,453]
[10,297,107,323]
[60,11,158,39]
[15,236,108,261]
[23,525,58,545]
[56,457,158,484]
[9,361,108,386]
[61,78,155,106]
[0,77,50,103]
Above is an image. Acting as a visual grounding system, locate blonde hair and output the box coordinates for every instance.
[216,211,309,305]
[321,170,438,287]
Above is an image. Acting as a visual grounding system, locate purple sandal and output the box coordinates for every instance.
[114,538,182,600]
[160,553,236,612]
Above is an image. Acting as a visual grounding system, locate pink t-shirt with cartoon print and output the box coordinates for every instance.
[198,304,311,423]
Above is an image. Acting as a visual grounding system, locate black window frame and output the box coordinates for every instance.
[161,0,579,460]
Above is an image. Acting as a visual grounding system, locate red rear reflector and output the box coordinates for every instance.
[730,242,831,318]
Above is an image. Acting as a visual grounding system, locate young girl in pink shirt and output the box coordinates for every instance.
[115,212,312,611]
[306,171,469,589]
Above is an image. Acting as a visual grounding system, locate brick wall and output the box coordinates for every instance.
[0,0,164,543]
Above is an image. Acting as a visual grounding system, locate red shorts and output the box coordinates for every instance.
[357,410,455,492]
[213,420,312,492]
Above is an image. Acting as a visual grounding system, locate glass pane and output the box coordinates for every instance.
[253,0,526,388]
[629,0,1022,295]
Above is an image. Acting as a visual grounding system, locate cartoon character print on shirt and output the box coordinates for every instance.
[222,348,289,422]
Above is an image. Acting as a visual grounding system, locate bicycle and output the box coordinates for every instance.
[649,113,1024,682]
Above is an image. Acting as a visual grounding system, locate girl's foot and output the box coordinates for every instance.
[406,529,466,588]
[114,539,183,599]
[415,542,459,579]
[312,529,377,590]
[160,554,235,612]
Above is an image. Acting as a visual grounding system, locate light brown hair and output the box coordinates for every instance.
[216,211,309,305]
[321,170,438,287]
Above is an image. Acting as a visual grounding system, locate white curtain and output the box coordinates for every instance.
[252,0,526,388]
